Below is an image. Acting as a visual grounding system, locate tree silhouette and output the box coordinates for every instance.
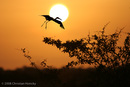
[43,25,130,69]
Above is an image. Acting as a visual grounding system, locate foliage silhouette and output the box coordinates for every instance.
[43,25,130,69]
[21,48,51,70]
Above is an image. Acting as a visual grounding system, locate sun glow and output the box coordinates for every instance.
[49,4,69,22]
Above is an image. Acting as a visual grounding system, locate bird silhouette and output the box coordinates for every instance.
[41,15,65,29]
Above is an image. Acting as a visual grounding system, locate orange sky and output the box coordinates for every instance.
[0,0,130,70]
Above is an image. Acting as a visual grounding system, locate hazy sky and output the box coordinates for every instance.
[0,0,130,70]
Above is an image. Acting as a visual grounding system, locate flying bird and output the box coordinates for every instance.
[41,15,65,29]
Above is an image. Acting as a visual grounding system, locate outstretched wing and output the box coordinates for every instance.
[41,15,54,20]
[59,22,65,29]
[53,19,65,29]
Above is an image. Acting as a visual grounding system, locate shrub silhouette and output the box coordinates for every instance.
[21,48,51,69]
[43,25,130,69]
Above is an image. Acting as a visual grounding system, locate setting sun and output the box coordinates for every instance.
[49,4,69,22]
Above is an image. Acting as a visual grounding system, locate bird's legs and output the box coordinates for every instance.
[45,21,49,29]
[41,20,47,27]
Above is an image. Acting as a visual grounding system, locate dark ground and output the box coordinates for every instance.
[0,64,130,87]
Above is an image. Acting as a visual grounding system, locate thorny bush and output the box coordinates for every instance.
[43,26,130,69]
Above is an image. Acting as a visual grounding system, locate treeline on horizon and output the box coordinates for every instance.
[0,64,130,87]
